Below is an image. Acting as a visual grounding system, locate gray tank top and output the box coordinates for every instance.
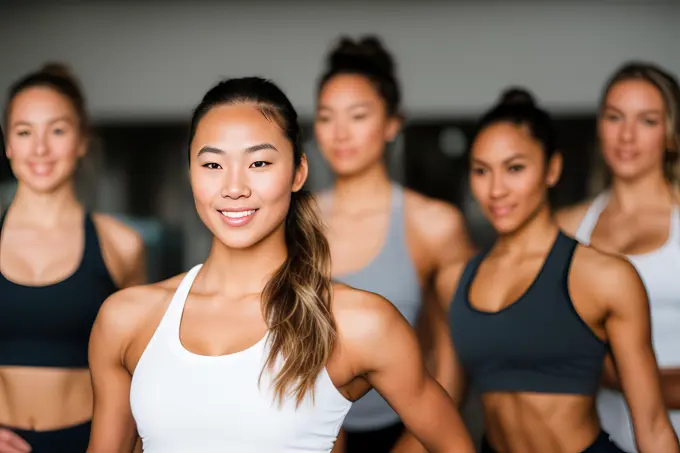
[330,183,423,431]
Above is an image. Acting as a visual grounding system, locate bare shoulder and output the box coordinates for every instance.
[93,273,186,341]
[92,214,145,267]
[571,244,646,308]
[554,200,593,236]
[330,282,406,345]
[404,189,469,248]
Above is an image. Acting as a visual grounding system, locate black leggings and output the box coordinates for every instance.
[481,430,626,453]
[345,422,405,453]
[3,421,91,453]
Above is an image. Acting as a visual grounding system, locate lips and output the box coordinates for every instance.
[489,205,514,218]
[216,208,259,227]
[28,162,55,177]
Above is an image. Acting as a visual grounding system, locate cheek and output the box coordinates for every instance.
[191,170,220,205]
[315,123,333,153]
[639,127,667,157]
[357,120,387,154]
[511,171,546,204]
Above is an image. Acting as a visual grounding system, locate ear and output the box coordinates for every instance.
[292,153,309,193]
[546,152,563,188]
[77,136,89,159]
[383,115,402,143]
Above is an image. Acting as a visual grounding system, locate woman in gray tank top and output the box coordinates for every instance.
[313,35,475,453]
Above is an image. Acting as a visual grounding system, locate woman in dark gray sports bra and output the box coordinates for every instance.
[431,88,678,453]
[313,35,475,453]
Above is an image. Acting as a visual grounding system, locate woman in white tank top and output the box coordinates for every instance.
[557,62,680,452]
[84,77,475,453]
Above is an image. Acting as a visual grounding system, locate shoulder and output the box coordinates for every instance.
[571,244,646,309]
[330,283,408,346]
[404,189,470,250]
[92,273,186,343]
[554,200,593,236]
[92,213,145,264]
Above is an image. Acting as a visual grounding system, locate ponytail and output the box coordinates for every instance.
[260,189,336,407]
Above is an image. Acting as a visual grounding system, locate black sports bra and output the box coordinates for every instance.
[0,211,118,368]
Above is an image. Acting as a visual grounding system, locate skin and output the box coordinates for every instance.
[0,86,146,453]
[314,73,474,453]
[556,79,680,410]
[86,103,476,453]
[432,121,678,453]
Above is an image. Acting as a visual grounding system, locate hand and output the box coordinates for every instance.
[0,428,31,453]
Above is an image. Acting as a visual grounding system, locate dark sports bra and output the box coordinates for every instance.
[0,211,118,368]
[449,231,608,395]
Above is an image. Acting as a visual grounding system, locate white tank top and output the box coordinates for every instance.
[574,191,680,452]
[129,264,353,453]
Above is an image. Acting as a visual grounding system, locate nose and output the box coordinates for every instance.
[34,131,49,157]
[490,172,508,200]
[619,118,636,143]
[333,118,350,143]
[220,165,251,200]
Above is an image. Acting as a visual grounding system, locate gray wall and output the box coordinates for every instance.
[0,1,677,121]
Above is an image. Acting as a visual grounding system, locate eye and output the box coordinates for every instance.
[250,161,270,169]
[16,130,30,137]
[471,167,486,175]
[53,128,66,135]
[202,162,222,170]
[603,113,620,122]
[508,164,525,172]
[316,115,331,124]
[642,118,660,126]
[352,113,368,121]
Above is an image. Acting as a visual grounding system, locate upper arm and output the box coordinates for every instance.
[344,291,474,453]
[94,214,147,288]
[554,202,590,236]
[87,289,143,453]
[597,257,667,432]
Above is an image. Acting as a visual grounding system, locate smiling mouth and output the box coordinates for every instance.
[219,210,257,219]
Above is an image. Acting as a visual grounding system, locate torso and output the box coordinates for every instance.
[0,208,120,430]
[126,265,354,453]
[571,190,680,452]
[316,183,427,430]
[449,230,609,453]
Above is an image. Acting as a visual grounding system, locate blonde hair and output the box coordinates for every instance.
[599,62,680,186]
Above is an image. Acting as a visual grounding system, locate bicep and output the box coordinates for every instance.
[87,310,138,452]
[365,308,473,452]
[604,265,666,431]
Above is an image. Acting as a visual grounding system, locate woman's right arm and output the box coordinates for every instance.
[87,288,144,453]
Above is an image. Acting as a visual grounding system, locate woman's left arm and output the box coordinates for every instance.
[347,291,476,453]
[597,256,679,452]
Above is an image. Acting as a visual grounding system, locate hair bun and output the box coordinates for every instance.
[328,35,395,79]
[39,62,77,80]
[497,87,537,108]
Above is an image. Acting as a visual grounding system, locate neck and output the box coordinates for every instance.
[608,171,673,213]
[8,181,82,227]
[200,227,289,297]
[332,162,392,212]
[494,204,559,256]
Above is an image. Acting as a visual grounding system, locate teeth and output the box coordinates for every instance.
[221,210,255,219]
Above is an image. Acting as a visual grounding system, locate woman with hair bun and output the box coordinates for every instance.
[313,35,475,452]
[0,63,146,452]
[557,61,680,452]
[431,87,678,452]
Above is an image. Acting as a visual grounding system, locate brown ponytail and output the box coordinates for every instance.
[260,189,335,406]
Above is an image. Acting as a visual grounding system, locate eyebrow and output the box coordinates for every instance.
[472,153,527,166]
[197,143,278,157]
[12,116,73,128]
[603,104,663,115]
[318,101,372,112]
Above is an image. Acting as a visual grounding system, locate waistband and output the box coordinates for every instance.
[480,430,625,453]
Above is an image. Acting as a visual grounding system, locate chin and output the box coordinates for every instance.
[328,161,369,178]
[488,217,523,236]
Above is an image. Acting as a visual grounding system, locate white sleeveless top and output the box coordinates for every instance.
[129,264,353,453]
[575,191,680,452]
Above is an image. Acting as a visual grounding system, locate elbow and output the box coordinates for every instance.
[635,415,679,453]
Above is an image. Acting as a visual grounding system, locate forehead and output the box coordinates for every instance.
[318,74,380,108]
[9,86,76,123]
[472,122,542,161]
[606,79,665,111]
[192,104,290,151]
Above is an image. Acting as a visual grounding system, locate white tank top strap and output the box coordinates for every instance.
[159,264,203,335]
[669,203,680,244]
[574,191,610,245]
